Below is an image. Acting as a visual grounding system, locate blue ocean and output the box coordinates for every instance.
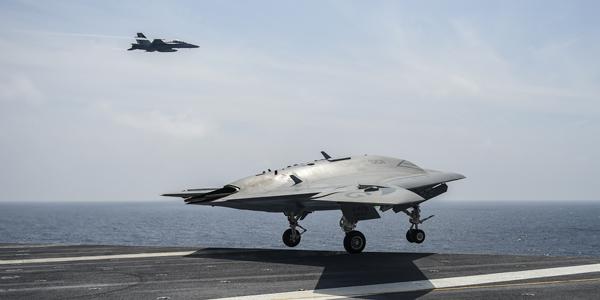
[1,201,599,257]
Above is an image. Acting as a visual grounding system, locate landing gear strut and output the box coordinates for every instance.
[282,213,306,247]
[404,206,433,244]
[340,216,366,254]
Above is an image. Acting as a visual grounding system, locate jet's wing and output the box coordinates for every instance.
[162,188,219,198]
[216,184,422,206]
[151,39,166,45]
[384,170,465,189]
[213,188,320,202]
[310,185,424,206]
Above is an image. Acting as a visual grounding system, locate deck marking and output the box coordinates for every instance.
[211,263,600,300]
[0,272,325,293]
[0,244,65,249]
[0,251,196,265]
[434,277,600,292]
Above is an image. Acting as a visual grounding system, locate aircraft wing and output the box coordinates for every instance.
[384,170,465,189]
[213,168,461,206]
[178,169,462,213]
[309,185,424,206]
[215,184,423,206]
[151,39,167,45]
[162,188,219,198]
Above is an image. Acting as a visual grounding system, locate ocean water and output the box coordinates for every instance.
[1,201,599,257]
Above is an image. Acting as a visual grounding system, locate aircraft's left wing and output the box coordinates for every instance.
[162,188,219,198]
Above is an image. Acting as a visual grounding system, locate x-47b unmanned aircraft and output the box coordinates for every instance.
[163,152,465,253]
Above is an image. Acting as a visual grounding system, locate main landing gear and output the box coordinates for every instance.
[282,213,306,247]
[280,212,366,254]
[404,206,433,244]
[340,216,366,254]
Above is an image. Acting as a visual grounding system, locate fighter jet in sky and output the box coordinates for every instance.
[163,152,465,253]
[127,33,199,52]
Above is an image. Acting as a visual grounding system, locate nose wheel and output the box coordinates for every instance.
[282,228,301,247]
[406,228,425,243]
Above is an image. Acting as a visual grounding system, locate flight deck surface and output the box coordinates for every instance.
[1,244,599,299]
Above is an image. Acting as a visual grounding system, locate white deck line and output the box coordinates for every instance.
[211,263,600,300]
[0,244,66,249]
[0,251,196,265]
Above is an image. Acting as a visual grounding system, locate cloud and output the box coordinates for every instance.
[9,29,132,40]
[1,1,599,201]
[98,104,210,140]
[0,74,44,106]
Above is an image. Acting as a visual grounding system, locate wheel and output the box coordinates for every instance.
[343,230,366,254]
[406,229,414,243]
[282,228,301,247]
[412,229,425,244]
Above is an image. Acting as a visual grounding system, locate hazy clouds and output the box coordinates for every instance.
[1,1,599,201]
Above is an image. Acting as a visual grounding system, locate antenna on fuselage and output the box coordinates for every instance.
[290,174,303,185]
[320,151,331,160]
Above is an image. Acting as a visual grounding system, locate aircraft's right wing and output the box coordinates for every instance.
[215,184,423,207]
[309,185,424,206]
[151,39,166,45]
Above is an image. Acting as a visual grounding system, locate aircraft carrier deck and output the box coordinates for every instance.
[1,244,599,299]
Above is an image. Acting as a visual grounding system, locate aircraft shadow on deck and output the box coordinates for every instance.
[187,248,435,299]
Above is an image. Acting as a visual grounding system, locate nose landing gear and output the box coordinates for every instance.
[404,206,433,244]
[282,213,306,247]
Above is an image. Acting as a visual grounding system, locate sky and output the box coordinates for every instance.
[1,0,599,202]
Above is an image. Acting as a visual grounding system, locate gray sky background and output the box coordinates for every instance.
[1,1,599,202]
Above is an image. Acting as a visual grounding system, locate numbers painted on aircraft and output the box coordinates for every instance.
[345,192,368,198]
[368,159,386,164]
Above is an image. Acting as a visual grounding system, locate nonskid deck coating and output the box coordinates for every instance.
[0,244,599,299]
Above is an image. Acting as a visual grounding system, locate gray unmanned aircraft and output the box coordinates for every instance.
[163,152,465,253]
[127,33,199,52]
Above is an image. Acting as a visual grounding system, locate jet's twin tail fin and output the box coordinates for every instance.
[135,32,151,46]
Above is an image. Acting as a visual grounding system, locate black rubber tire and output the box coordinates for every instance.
[406,229,414,243]
[343,230,366,254]
[413,229,426,244]
[282,228,301,247]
